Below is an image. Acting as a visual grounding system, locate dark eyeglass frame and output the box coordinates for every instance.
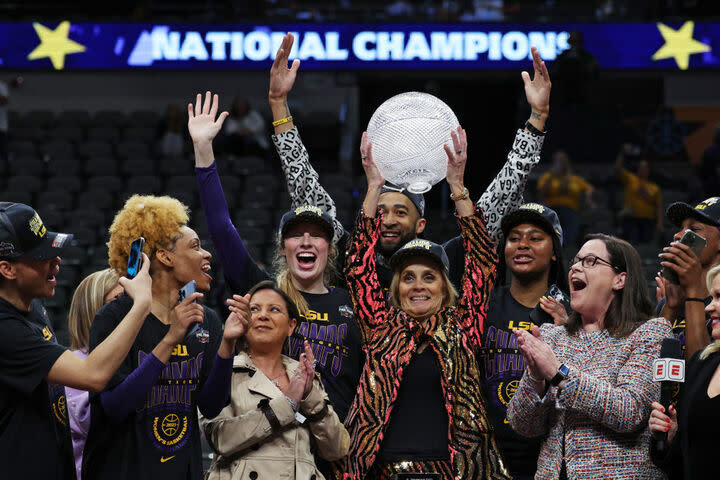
[571,254,620,272]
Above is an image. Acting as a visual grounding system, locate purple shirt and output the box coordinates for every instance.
[65,349,90,480]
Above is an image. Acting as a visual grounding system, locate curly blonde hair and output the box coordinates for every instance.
[107,195,189,276]
[68,268,120,350]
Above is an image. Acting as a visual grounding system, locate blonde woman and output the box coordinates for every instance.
[649,264,720,478]
[190,92,362,424]
[65,268,122,480]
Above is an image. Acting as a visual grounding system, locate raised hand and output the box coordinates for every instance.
[269,33,300,102]
[444,126,468,190]
[224,294,250,340]
[522,46,551,120]
[539,295,569,326]
[361,131,384,189]
[188,91,228,147]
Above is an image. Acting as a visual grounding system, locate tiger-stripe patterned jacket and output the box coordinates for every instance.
[334,207,511,480]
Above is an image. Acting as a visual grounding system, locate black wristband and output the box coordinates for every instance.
[258,399,282,433]
[685,297,706,304]
[524,120,547,136]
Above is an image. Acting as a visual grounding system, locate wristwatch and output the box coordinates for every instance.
[550,364,570,386]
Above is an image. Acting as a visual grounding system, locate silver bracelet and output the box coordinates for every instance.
[284,395,298,412]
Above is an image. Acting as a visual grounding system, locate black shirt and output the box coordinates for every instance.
[478,285,544,475]
[82,295,222,480]
[378,346,450,461]
[0,296,75,480]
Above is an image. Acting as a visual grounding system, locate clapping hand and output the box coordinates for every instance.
[188,91,228,147]
[513,326,561,387]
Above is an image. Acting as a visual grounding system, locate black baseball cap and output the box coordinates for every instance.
[380,182,426,217]
[666,197,720,228]
[501,203,564,246]
[0,203,73,260]
[389,238,450,274]
[278,205,335,241]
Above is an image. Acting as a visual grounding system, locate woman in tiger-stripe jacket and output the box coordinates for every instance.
[332,128,511,480]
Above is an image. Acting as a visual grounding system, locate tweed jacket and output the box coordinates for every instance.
[334,208,511,480]
[199,352,350,480]
[507,318,672,479]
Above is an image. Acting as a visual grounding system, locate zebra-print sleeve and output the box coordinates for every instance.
[476,128,544,243]
[456,207,498,348]
[344,211,388,340]
[272,126,345,243]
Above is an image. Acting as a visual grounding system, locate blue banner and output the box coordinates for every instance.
[0,21,716,71]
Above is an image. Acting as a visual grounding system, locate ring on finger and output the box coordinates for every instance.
[361,154,367,159]
[456,150,463,154]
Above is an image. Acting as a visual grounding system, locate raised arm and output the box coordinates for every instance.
[345,135,390,338]
[46,256,152,392]
[444,130,498,345]
[190,92,271,293]
[477,46,549,243]
[269,33,344,242]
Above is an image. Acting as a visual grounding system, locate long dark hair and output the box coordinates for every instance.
[565,233,653,337]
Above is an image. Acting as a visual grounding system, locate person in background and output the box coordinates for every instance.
[65,268,122,480]
[156,104,187,157]
[508,234,671,479]
[699,124,720,198]
[200,280,349,480]
[649,264,720,479]
[615,145,663,245]
[537,150,593,248]
[269,33,552,291]
[82,195,249,480]
[479,203,569,480]
[0,202,152,480]
[221,97,269,156]
[657,197,720,363]
[335,124,509,479]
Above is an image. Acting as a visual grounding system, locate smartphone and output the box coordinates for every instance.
[179,280,205,341]
[662,229,707,285]
[126,237,145,279]
[529,284,570,325]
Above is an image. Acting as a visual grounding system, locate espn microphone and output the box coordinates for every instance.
[652,337,685,453]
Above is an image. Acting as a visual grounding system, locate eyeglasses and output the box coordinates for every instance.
[570,254,619,271]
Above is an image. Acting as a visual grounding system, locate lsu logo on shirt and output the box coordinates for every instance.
[42,325,53,341]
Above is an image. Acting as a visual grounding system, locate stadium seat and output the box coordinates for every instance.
[8,140,37,157]
[87,126,121,143]
[84,155,119,176]
[93,110,126,128]
[47,126,84,143]
[6,175,43,192]
[86,175,123,192]
[128,110,160,128]
[116,140,150,159]
[78,140,113,159]
[123,126,157,143]
[126,175,163,194]
[76,190,115,211]
[8,155,45,176]
[121,155,156,176]
[58,110,91,128]
[2,190,34,205]
[233,208,271,229]
[37,191,73,211]
[47,156,82,176]
[24,110,56,129]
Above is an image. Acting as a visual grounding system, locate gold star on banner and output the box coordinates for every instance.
[27,21,86,70]
[652,21,711,70]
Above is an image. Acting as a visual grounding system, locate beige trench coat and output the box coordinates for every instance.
[199,352,350,480]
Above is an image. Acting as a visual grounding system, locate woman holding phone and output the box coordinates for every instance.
[190,93,363,425]
[82,194,250,480]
